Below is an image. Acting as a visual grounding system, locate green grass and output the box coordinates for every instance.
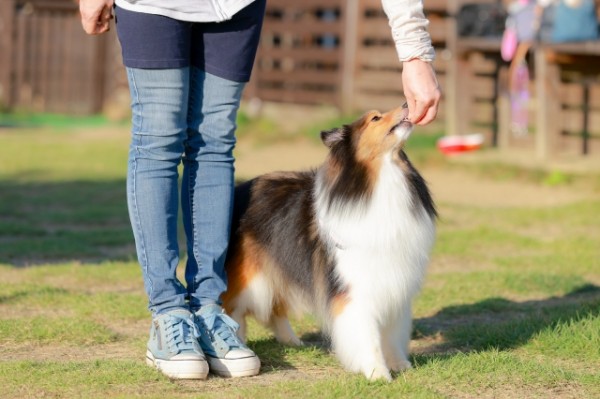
[0,317,119,345]
[0,119,598,398]
[0,112,113,129]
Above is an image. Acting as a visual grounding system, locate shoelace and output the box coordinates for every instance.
[200,311,242,349]
[164,314,201,354]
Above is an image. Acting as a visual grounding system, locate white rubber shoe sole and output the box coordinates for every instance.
[207,355,261,378]
[146,350,209,380]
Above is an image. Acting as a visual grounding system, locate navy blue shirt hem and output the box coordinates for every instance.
[123,58,190,69]
[203,63,251,83]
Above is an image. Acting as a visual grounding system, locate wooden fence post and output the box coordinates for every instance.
[497,66,511,150]
[445,0,460,136]
[0,0,15,109]
[340,0,359,115]
[534,46,561,159]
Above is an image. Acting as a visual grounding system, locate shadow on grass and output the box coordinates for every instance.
[412,283,600,364]
[248,285,600,372]
[0,286,70,304]
[0,179,135,265]
[2,179,598,373]
[250,335,330,373]
[0,178,270,266]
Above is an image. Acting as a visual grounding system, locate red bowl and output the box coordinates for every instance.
[437,134,484,155]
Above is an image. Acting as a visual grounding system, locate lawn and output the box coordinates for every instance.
[0,118,598,398]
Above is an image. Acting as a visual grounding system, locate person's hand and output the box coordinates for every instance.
[402,59,441,125]
[80,0,114,35]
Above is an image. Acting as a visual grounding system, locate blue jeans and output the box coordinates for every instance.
[125,66,245,315]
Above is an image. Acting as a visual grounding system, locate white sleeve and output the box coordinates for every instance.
[536,0,555,7]
[381,0,436,62]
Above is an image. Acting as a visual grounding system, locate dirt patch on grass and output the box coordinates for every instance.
[0,342,141,362]
[178,366,346,393]
[1,340,347,397]
[424,167,597,208]
[428,255,497,274]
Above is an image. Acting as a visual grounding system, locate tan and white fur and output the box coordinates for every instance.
[222,106,437,381]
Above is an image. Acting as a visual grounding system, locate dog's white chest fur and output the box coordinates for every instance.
[317,158,435,319]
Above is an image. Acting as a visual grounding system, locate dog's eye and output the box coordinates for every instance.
[370,115,382,122]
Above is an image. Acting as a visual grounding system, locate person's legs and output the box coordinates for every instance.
[126,66,190,315]
[117,0,265,378]
[182,67,244,311]
[125,66,209,379]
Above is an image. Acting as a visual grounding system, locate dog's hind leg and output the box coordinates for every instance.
[268,315,303,346]
[268,302,303,346]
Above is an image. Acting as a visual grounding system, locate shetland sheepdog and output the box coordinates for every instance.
[222,106,437,381]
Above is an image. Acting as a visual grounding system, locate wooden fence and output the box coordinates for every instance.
[0,0,122,114]
[245,0,448,114]
[0,0,447,116]
[1,0,598,157]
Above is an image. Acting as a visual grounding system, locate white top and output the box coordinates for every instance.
[114,0,435,62]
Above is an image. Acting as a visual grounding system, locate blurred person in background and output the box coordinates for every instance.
[79,0,441,380]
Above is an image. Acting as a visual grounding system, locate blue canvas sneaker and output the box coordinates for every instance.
[146,308,209,379]
[194,304,261,377]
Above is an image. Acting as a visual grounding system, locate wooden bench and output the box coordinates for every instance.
[444,0,600,159]
[445,36,503,143]
[532,41,600,158]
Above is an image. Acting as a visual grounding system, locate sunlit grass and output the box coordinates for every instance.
[0,119,598,398]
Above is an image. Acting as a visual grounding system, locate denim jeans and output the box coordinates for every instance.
[125,66,245,315]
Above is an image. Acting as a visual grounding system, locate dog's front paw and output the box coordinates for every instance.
[390,359,412,372]
[365,365,392,382]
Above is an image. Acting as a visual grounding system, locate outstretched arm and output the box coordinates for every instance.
[381,0,441,125]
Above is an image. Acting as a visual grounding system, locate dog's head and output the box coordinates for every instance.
[320,105,412,163]
[317,106,416,208]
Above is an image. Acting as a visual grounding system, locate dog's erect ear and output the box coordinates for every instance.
[320,127,346,148]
